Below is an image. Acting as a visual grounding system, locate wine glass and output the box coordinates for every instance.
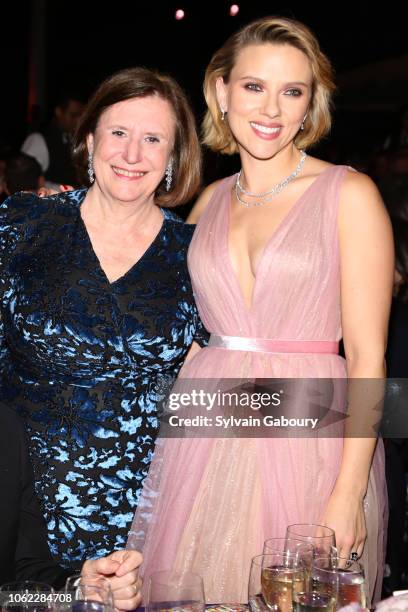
[263,538,315,571]
[64,574,114,612]
[286,524,336,557]
[146,570,205,612]
[0,581,54,612]
[248,553,307,612]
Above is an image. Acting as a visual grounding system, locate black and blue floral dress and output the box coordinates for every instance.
[0,189,206,566]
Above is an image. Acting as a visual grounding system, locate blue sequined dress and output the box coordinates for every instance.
[0,189,206,566]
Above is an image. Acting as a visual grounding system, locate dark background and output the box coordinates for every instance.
[1,0,408,174]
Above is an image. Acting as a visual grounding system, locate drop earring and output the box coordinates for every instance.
[165,158,173,191]
[87,150,94,183]
[300,114,307,131]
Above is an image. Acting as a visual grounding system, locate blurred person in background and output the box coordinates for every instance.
[21,93,85,188]
[383,211,408,594]
[4,152,44,195]
[380,149,408,222]
[0,141,12,203]
[383,105,408,153]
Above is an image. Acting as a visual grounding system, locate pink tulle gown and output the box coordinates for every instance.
[127,166,387,606]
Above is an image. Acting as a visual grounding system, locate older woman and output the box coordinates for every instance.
[0,67,205,567]
[129,17,393,605]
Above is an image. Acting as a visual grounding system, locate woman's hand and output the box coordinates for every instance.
[320,485,367,560]
[81,549,143,611]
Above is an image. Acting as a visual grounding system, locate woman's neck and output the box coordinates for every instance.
[238,144,304,194]
[81,185,162,233]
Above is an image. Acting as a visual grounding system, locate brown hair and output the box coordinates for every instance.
[73,67,201,207]
[203,16,336,154]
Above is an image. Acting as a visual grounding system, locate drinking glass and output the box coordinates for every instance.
[146,570,205,612]
[64,574,114,612]
[317,557,366,609]
[248,553,306,612]
[263,538,315,571]
[292,590,336,611]
[0,581,54,612]
[309,558,338,611]
[286,524,336,558]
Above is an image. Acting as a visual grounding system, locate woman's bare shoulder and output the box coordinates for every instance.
[187,179,225,224]
[339,167,383,207]
[303,155,334,177]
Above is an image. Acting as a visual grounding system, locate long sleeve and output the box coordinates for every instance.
[0,198,11,371]
[0,193,40,372]
[0,316,9,369]
[14,412,78,588]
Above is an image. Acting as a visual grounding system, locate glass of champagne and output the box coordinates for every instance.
[64,574,114,612]
[0,581,54,612]
[248,553,306,612]
[146,570,205,612]
[286,524,336,558]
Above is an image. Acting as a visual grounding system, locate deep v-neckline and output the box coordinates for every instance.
[224,166,333,313]
[77,202,166,287]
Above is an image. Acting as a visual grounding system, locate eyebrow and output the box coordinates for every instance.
[239,76,310,87]
[106,125,168,138]
[145,131,167,139]
[107,124,128,130]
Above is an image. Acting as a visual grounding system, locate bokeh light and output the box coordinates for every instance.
[175,9,185,20]
[230,4,239,16]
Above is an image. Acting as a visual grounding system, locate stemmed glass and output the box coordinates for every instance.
[64,574,114,612]
[286,524,336,558]
[0,581,54,612]
[248,553,307,612]
[146,570,205,612]
[263,538,315,573]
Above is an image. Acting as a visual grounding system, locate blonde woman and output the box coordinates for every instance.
[129,17,393,605]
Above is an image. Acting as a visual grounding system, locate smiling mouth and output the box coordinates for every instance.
[112,166,147,178]
[250,122,282,135]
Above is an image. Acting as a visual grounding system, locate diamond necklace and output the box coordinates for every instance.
[235,150,307,207]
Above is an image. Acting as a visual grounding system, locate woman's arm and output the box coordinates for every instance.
[321,170,394,558]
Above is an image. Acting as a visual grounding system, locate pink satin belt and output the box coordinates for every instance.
[208,335,339,354]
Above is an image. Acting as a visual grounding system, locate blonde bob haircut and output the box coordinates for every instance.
[203,16,336,154]
[73,67,201,207]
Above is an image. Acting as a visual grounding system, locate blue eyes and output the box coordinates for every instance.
[244,83,302,97]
